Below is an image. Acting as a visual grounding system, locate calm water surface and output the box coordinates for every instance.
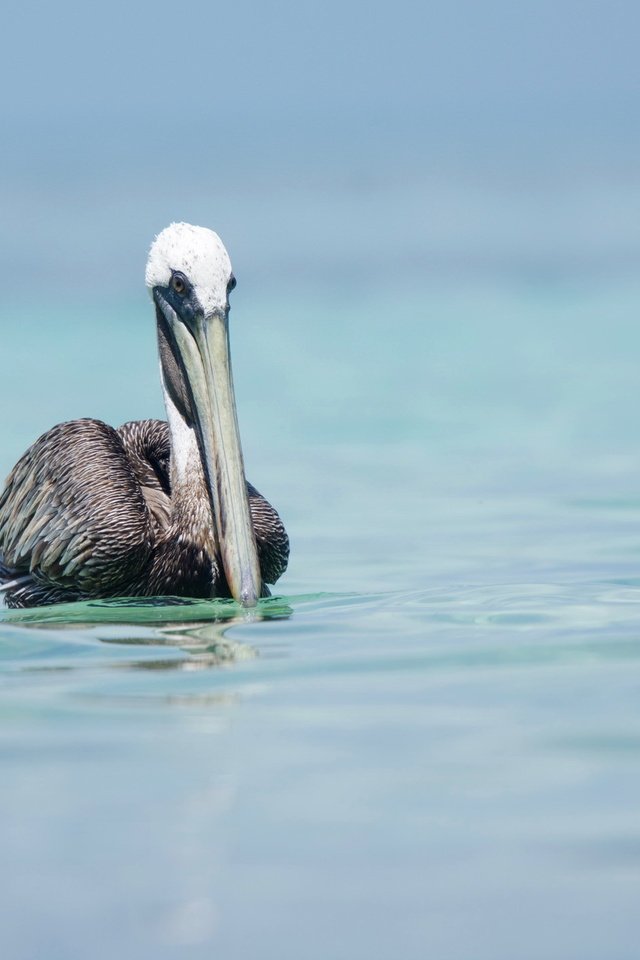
[1,277,640,959]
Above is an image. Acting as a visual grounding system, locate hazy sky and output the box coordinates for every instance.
[2,1,638,295]
[4,0,639,120]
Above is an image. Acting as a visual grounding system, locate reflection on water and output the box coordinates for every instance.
[2,565,640,959]
[2,593,294,626]
[1,593,297,693]
[2,274,640,957]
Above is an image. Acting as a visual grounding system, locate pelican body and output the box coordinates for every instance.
[0,223,288,609]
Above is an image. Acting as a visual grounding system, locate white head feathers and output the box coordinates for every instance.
[145,222,233,316]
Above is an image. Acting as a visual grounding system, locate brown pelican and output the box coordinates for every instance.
[0,223,289,609]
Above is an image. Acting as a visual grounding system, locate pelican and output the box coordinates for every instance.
[0,223,289,609]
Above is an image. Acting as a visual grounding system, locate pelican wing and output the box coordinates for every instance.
[117,419,172,532]
[246,482,289,585]
[0,419,154,594]
[120,419,289,585]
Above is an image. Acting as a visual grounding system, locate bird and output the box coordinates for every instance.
[0,222,289,609]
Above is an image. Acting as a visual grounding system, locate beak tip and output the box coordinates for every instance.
[236,574,260,608]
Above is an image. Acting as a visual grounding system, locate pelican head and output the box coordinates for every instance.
[146,222,261,606]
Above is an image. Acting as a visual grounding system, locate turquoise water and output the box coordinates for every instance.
[2,271,640,958]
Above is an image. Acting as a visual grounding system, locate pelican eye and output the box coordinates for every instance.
[171,272,188,295]
[227,275,237,294]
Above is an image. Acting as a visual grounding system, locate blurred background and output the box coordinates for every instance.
[2,4,640,959]
[1,1,639,594]
[3,0,639,292]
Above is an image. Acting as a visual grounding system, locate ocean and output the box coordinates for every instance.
[1,133,639,957]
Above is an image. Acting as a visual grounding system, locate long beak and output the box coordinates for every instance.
[161,300,262,607]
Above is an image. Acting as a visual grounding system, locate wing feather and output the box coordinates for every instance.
[0,419,154,594]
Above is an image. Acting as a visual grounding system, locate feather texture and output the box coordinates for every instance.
[0,418,288,608]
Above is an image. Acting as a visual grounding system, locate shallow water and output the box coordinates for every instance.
[2,274,640,958]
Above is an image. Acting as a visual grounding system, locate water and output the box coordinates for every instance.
[2,238,640,956]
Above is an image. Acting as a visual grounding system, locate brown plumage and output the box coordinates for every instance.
[0,418,288,608]
[0,222,289,608]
